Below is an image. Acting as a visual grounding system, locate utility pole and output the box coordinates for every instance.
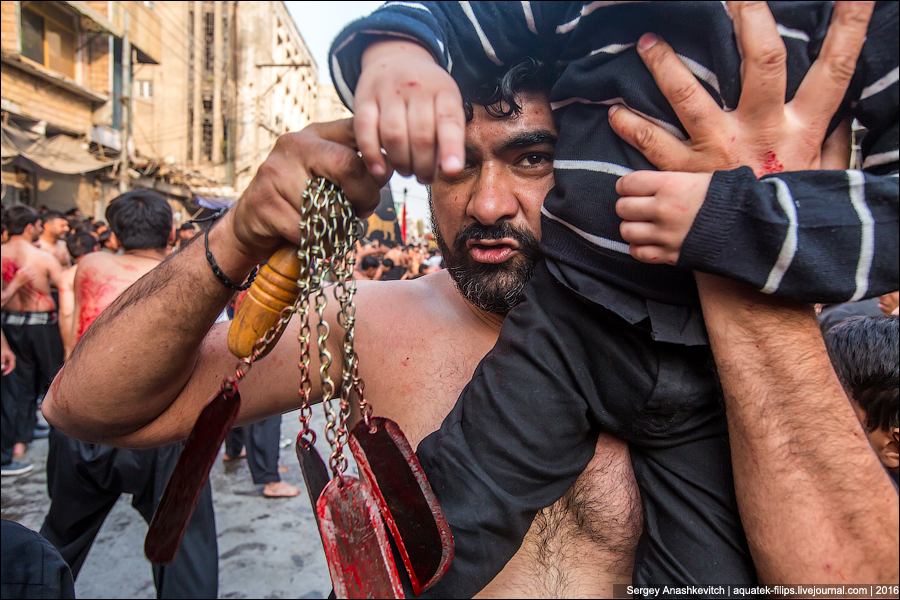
[402,187,408,244]
[119,11,131,193]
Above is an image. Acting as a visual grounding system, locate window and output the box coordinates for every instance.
[136,80,153,99]
[203,11,215,75]
[20,4,77,79]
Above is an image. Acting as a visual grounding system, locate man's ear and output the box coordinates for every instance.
[168,225,177,246]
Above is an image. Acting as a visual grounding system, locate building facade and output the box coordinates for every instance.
[3,1,318,221]
[2,0,161,216]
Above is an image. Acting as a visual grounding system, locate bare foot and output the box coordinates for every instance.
[13,443,26,459]
[263,481,300,498]
[222,448,246,462]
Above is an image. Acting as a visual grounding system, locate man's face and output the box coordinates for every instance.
[430,91,556,314]
[28,220,43,242]
[49,218,69,238]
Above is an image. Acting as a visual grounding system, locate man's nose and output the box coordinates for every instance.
[467,166,518,226]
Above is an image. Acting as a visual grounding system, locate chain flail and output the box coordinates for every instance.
[231,177,364,478]
[295,183,316,444]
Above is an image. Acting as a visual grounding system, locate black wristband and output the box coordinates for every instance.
[203,211,258,292]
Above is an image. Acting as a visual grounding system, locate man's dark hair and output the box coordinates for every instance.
[65,208,81,217]
[40,210,65,224]
[360,256,380,271]
[462,57,554,122]
[178,223,196,233]
[98,229,113,247]
[92,220,107,232]
[66,231,98,259]
[825,315,899,432]
[105,189,172,251]
[5,205,41,235]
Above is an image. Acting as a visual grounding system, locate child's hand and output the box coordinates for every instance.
[615,171,712,265]
[608,1,873,175]
[355,39,465,183]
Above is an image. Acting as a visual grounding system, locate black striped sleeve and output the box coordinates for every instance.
[329,1,574,110]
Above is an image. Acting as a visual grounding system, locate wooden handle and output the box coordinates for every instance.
[227,244,304,358]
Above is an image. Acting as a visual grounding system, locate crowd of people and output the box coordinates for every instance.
[1,1,898,598]
[353,241,444,281]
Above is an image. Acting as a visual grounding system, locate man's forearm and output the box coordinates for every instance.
[43,213,255,445]
[696,273,899,584]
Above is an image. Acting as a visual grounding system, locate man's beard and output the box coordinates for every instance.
[432,214,541,315]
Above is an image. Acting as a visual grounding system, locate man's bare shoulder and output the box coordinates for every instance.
[75,250,115,274]
[354,270,462,325]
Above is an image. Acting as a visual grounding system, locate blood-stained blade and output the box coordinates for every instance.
[145,385,241,564]
[349,417,453,595]
[296,434,330,528]
[317,477,404,599]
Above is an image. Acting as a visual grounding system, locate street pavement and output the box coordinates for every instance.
[1,409,342,599]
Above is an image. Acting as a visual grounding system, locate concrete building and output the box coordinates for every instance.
[316,84,352,123]
[129,0,318,208]
[3,2,318,219]
[1,1,161,216]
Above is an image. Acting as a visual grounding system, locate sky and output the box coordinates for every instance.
[284,1,433,231]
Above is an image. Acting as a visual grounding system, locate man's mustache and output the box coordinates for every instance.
[452,221,538,254]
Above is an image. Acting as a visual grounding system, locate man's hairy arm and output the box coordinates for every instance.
[43,120,385,448]
[696,273,899,584]
[44,219,252,446]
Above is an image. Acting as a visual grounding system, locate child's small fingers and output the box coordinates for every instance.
[616,195,658,222]
[408,96,438,183]
[609,105,694,172]
[615,170,667,198]
[620,221,662,246]
[380,101,413,177]
[435,88,466,175]
[629,244,678,266]
[354,101,386,176]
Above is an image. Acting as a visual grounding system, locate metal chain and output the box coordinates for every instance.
[226,177,365,478]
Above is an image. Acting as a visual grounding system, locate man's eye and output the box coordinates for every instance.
[519,154,549,167]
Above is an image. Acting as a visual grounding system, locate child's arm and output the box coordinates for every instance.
[330,2,571,183]
[613,1,897,302]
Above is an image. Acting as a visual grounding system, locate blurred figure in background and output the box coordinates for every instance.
[57,232,99,359]
[40,190,218,598]
[37,212,71,268]
[825,316,899,486]
[1,206,64,463]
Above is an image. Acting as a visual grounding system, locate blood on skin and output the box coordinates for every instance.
[761,151,784,175]
[1,259,18,283]
[1,258,49,305]
[75,273,119,341]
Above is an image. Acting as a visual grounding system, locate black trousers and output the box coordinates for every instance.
[1,373,20,465]
[1,318,63,445]
[40,429,218,599]
[416,261,755,598]
[225,415,282,485]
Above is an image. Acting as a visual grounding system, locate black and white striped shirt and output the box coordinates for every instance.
[332,1,899,343]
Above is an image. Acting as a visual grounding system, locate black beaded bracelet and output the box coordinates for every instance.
[202,210,258,292]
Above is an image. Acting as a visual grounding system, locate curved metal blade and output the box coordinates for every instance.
[145,385,241,564]
[349,417,453,595]
[317,476,404,599]
[296,434,329,528]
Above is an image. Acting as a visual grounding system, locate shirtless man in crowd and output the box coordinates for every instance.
[1,206,64,460]
[39,190,219,598]
[57,231,98,358]
[36,211,71,268]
